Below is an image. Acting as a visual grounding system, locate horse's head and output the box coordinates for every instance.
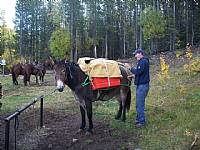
[53,60,66,92]
[54,60,82,92]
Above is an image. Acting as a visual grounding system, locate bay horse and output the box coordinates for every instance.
[43,57,54,70]
[11,63,44,86]
[23,63,43,86]
[53,60,132,134]
[34,63,46,82]
[11,63,26,85]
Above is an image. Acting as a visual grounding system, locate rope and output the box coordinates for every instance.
[120,83,131,87]
[81,76,90,87]
[100,59,110,87]
[42,88,58,98]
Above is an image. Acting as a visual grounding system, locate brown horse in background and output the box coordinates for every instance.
[23,63,43,85]
[11,63,44,86]
[11,63,26,85]
[34,63,46,82]
[43,57,54,70]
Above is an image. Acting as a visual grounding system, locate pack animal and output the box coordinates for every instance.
[53,60,132,134]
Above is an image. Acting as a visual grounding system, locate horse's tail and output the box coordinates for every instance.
[125,88,131,112]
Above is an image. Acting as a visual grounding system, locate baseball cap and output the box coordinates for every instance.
[132,48,145,55]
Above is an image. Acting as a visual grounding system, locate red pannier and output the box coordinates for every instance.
[91,77,120,90]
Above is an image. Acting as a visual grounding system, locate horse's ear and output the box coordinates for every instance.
[48,56,55,66]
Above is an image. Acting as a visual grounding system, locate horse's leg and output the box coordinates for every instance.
[115,101,122,120]
[12,73,18,85]
[23,74,27,86]
[85,100,93,134]
[120,89,127,122]
[12,73,16,85]
[27,75,31,86]
[35,75,38,84]
[42,75,44,82]
[15,76,18,85]
[16,79,18,85]
[39,75,43,83]
[78,106,86,132]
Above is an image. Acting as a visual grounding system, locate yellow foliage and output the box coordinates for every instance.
[184,129,192,136]
[184,57,200,75]
[157,56,170,83]
[178,85,187,95]
[186,50,193,59]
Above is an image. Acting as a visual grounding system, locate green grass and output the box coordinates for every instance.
[0,73,76,117]
[0,74,55,115]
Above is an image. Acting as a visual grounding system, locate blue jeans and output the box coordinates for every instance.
[136,83,149,124]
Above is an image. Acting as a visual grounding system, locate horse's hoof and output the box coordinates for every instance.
[76,129,84,134]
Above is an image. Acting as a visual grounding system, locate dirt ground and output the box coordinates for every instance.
[0,108,138,150]
[0,81,139,150]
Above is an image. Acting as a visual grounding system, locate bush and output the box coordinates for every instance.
[184,57,200,75]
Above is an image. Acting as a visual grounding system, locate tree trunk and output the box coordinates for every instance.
[105,30,108,58]
[172,1,176,51]
[93,0,97,58]
[191,0,194,45]
[186,0,189,43]
[134,0,138,49]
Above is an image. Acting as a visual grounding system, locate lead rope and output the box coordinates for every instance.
[81,76,90,87]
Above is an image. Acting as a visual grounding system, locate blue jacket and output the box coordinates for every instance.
[131,57,150,85]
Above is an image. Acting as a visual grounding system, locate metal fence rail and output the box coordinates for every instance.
[4,96,44,150]
[1,88,57,150]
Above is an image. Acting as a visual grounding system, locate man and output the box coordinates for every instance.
[130,48,150,128]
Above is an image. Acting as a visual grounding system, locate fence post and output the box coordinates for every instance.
[5,119,10,150]
[40,97,44,128]
[0,83,2,108]
[0,82,2,98]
